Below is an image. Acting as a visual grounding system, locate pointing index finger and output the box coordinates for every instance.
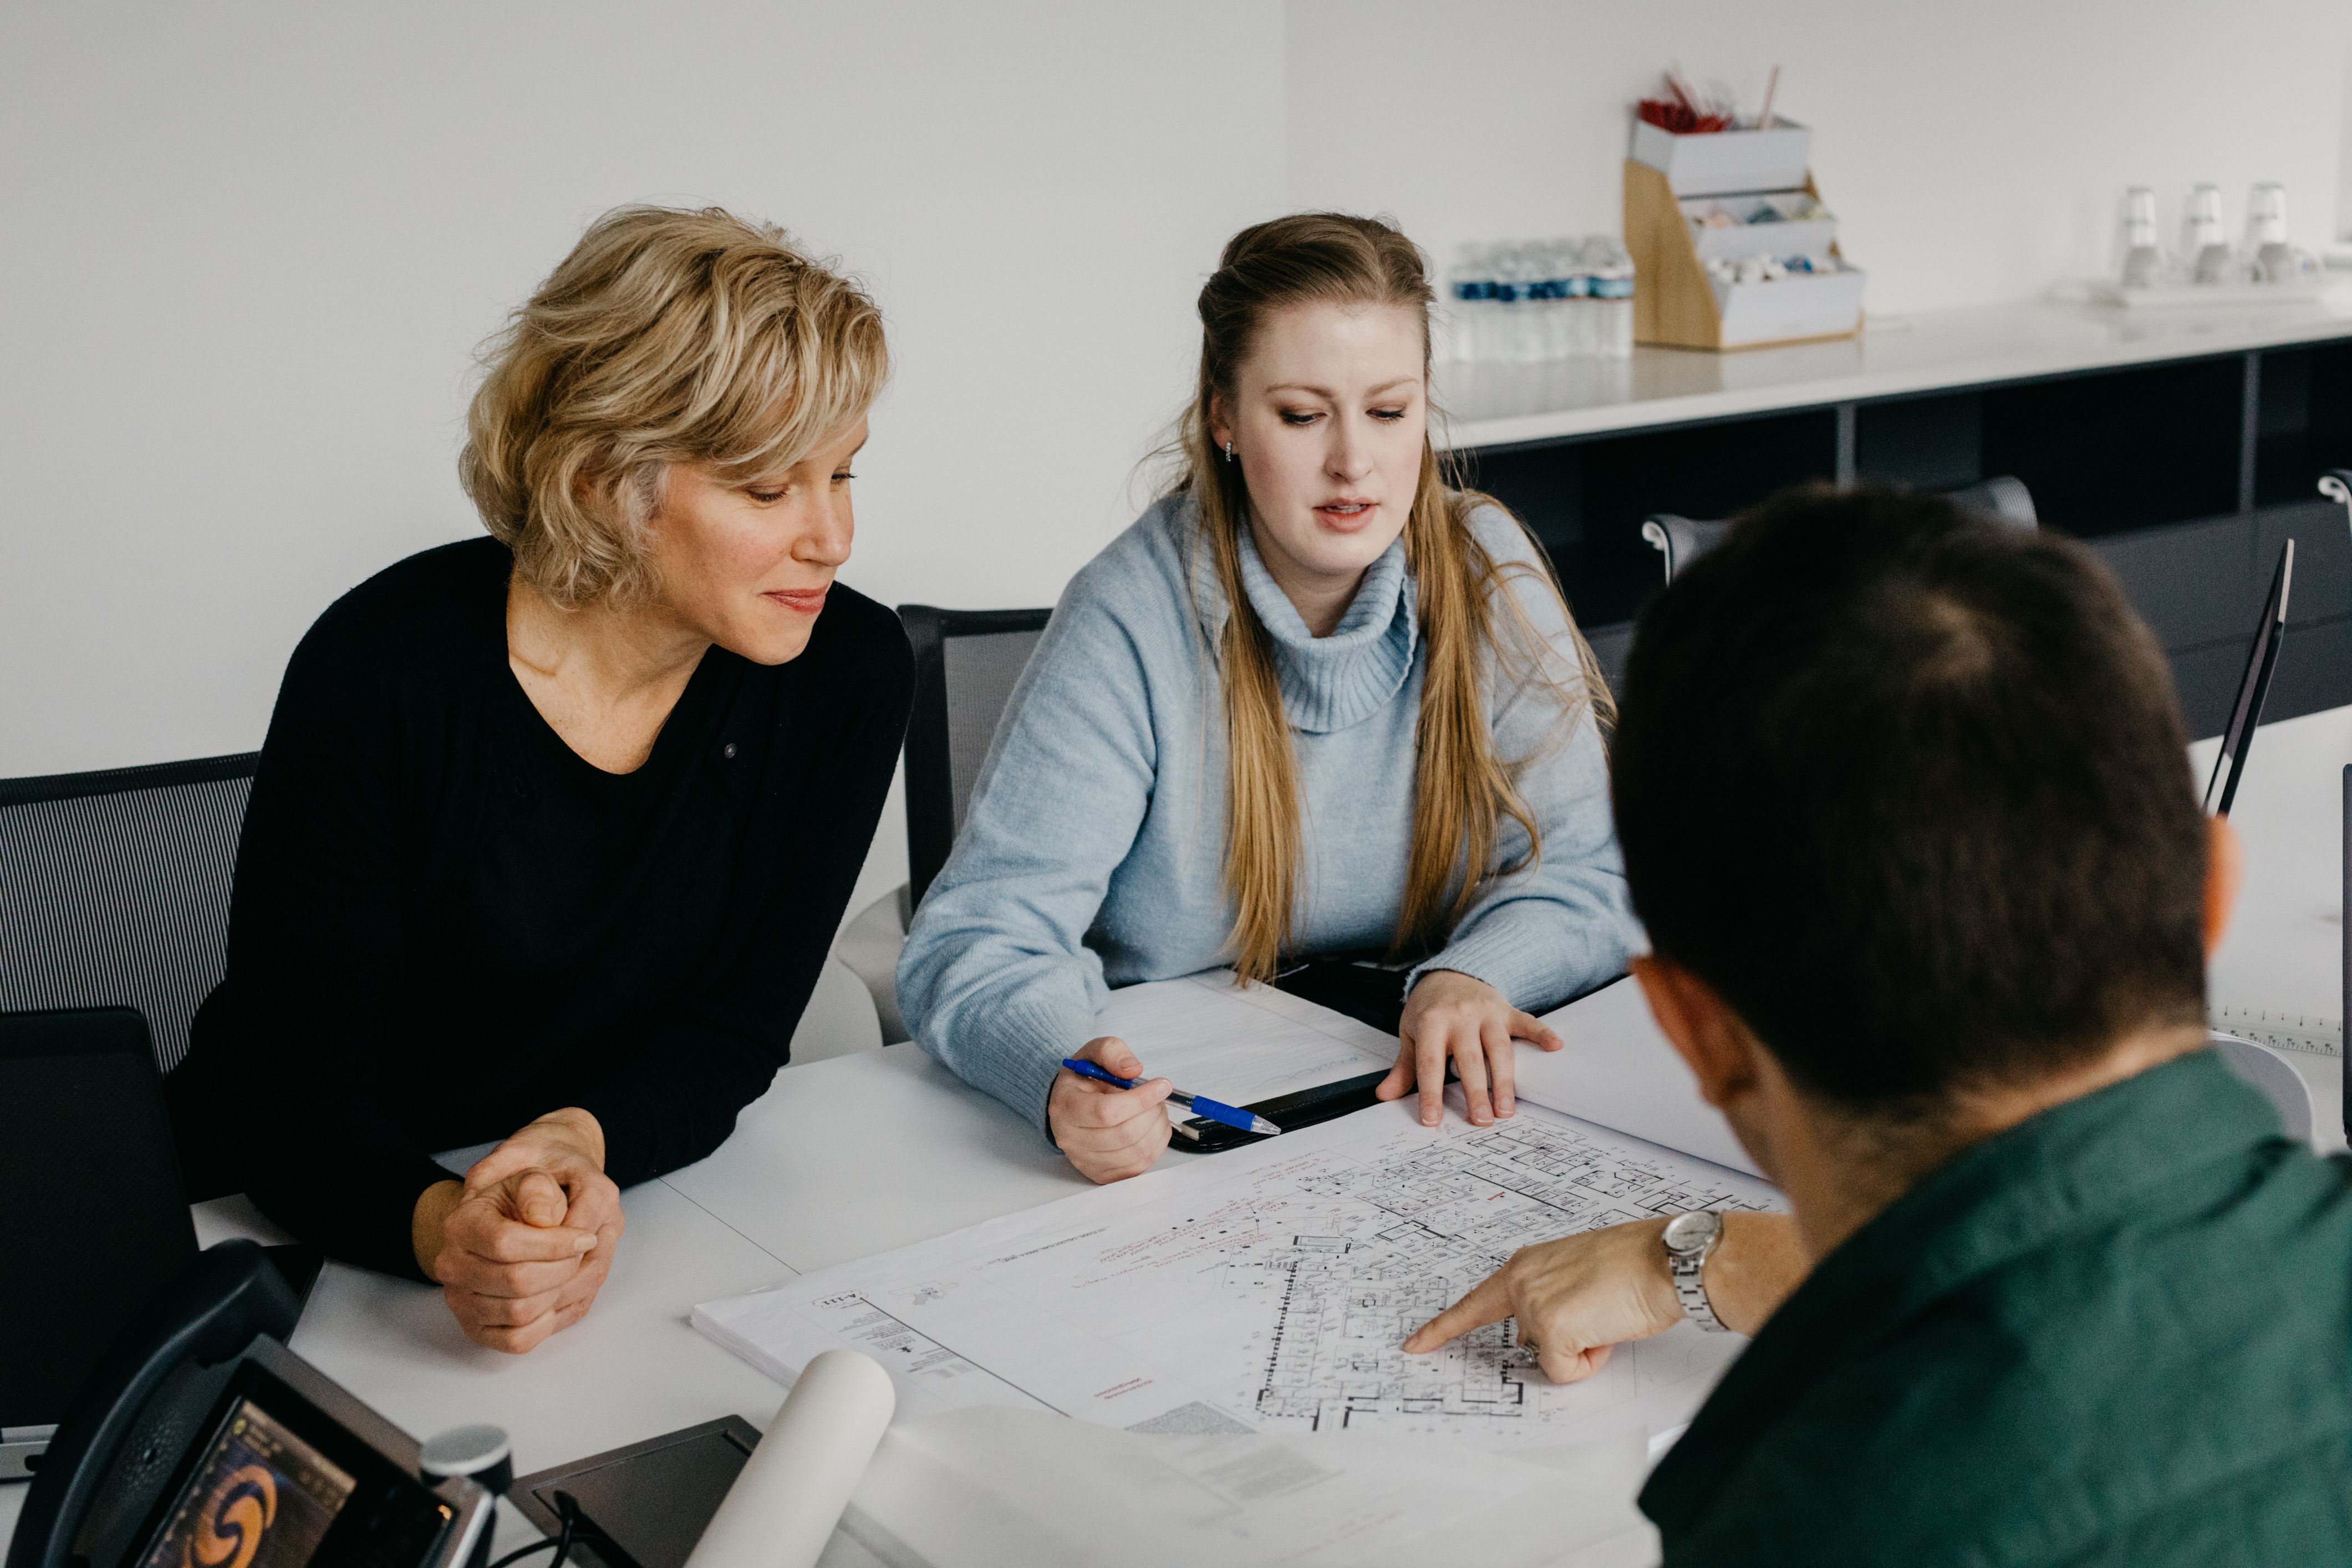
[1402,1270,1513,1353]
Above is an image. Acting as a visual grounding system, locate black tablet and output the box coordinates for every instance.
[127,1342,482,1568]
[2202,538,2293,817]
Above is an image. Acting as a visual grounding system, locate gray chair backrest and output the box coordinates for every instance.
[899,607,1051,909]
[2320,468,2351,516]
[1639,516,1732,583]
[1947,475,2039,530]
[1642,476,2039,584]
[0,755,258,1076]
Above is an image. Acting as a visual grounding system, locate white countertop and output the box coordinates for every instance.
[1436,294,2352,449]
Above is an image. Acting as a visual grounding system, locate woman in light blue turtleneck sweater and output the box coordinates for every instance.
[898,215,1641,1181]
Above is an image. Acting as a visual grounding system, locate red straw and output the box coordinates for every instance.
[1638,67,1733,134]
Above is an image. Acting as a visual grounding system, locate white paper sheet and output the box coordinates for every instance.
[1087,971,1398,1109]
[1090,968,1756,1182]
[842,1406,1661,1568]
[1518,977,1764,1178]
[695,1096,1780,1453]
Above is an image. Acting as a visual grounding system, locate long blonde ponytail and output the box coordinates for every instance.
[1173,213,1612,986]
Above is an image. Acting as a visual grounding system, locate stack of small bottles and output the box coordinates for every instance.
[2116,183,2322,291]
[1440,238,1636,364]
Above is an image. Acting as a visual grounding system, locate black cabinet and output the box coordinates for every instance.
[1458,343,2352,738]
[1463,409,1838,634]
[2088,515,2257,653]
[1979,358,2244,537]
[2254,343,2352,507]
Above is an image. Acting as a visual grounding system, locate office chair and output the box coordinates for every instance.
[834,605,1052,1043]
[1641,476,2040,584]
[2321,468,2351,521]
[0,754,258,1078]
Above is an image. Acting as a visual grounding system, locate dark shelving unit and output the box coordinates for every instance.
[1464,409,1839,633]
[2254,343,2352,507]
[1454,337,2352,739]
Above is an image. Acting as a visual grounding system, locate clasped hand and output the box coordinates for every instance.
[412,1107,625,1353]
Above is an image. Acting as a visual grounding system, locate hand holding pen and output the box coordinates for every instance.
[1048,1036,1177,1185]
[1061,1058,1281,1136]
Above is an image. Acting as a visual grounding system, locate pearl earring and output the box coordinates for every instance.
[1223,441,1234,463]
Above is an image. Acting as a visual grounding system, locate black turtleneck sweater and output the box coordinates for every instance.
[171,537,912,1280]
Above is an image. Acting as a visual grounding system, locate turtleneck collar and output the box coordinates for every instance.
[1232,520,1418,734]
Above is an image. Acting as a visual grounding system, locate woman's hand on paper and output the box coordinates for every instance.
[1381,969,1562,1127]
[1051,1035,1171,1183]
[414,1107,626,1353]
[1402,1213,1805,1383]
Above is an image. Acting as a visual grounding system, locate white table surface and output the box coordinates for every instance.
[2192,703,2350,1154]
[9,705,2349,1557]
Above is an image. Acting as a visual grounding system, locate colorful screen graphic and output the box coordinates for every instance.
[140,1397,357,1568]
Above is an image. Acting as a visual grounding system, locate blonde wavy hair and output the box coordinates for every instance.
[460,205,888,609]
[1174,212,1613,986]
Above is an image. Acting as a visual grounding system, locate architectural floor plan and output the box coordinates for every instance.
[696,1098,1781,1447]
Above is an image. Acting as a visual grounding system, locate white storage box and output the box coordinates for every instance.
[1630,120,1812,197]
[1710,263,1867,347]
[1682,193,1838,263]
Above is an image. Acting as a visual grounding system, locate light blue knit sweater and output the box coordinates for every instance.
[897,493,1641,1129]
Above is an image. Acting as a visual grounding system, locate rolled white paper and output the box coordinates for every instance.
[683,1349,898,1568]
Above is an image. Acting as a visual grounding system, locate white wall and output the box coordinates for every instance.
[1287,0,2352,317]
[9,2,2350,919]
[0,1,1285,912]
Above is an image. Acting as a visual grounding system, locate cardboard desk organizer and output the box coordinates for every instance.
[1624,118,1865,351]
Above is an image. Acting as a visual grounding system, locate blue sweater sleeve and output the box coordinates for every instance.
[1408,510,1643,1009]
[898,571,1168,1132]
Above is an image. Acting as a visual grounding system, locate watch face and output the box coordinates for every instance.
[1663,1210,1722,1255]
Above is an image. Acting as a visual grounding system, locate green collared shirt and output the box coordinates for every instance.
[1642,1050,2352,1566]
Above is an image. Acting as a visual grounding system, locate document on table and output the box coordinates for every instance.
[847,1406,1659,1568]
[1521,976,1764,1178]
[694,1093,1780,1450]
[1088,970,1397,1107]
[1083,968,1757,1178]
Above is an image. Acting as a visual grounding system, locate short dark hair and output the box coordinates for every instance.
[1613,485,2208,1111]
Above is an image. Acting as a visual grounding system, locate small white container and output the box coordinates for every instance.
[1630,119,1812,197]
[1682,194,1839,263]
[1710,262,1867,347]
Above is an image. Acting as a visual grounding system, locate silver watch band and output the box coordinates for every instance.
[1666,1211,1731,1333]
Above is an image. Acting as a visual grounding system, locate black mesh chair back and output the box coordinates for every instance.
[899,605,1051,910]
[1641,476,2038,584]
[0,755,258,1077]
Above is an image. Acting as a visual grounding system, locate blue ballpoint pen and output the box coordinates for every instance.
[1060,1057,1283,1136]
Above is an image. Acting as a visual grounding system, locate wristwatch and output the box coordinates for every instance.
[1662,1210,1730,1332]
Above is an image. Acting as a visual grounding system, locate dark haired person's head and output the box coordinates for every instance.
[1614,485,2227,1132]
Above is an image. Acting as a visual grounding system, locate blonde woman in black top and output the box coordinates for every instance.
[170,206,911,1352]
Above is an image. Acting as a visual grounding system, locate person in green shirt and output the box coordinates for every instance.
[1407,484,2352,1565]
